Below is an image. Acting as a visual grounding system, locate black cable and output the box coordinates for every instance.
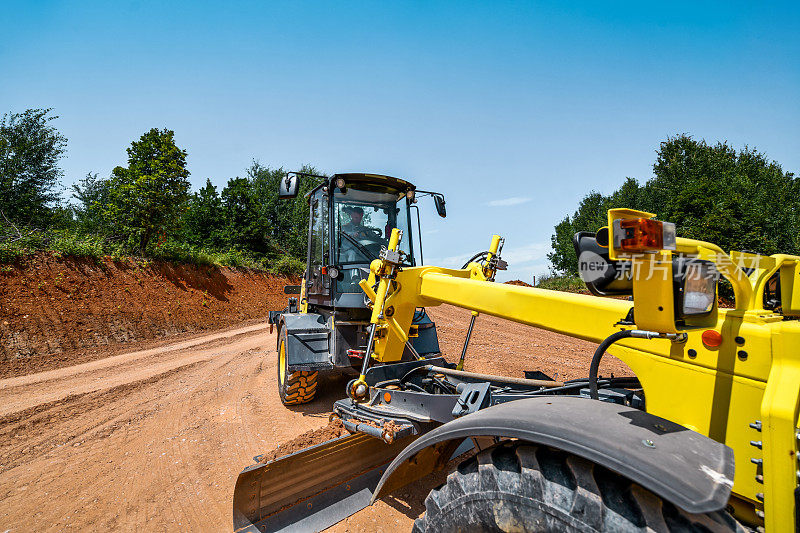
[374,379,402,388]
[374,377,427,393]
[431,377,457,394]
[461,251,489,269]
[399,365,428,384]
[589,330,634,400]
[528,378,611,395]
[403,382,427,393]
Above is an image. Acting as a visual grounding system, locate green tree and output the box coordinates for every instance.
[103,128,191,251]
[221,176,264,253]
[648,136,799,255]
[547,191,612,273]
[71,172,111,232]
[181,179,225,247]
[247,162,319,259]
[216,162,320,262]
[548,135,799,274]
[0,108,67,226]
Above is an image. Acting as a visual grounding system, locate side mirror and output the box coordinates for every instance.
[573,231,632,296]
[279,174,299,199]
[434,195,447,218]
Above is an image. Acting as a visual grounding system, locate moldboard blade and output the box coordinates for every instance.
[232,433,416,532]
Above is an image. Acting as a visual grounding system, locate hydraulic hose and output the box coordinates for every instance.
[461,252,489,269]
[588,330,633,400]
[425,365,565,388]
[589,329,686,400]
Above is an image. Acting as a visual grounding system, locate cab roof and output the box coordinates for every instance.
[333,173,416,191]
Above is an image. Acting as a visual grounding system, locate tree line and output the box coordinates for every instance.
[548,135,800,274]
[0,108,314,273]
[4,109,796,277]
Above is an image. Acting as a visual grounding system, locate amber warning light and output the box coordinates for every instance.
[613,218,677,252]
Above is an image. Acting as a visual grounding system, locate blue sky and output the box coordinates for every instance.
[2,1,798,281]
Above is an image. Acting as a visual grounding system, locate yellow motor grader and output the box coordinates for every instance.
[234,205,800,532]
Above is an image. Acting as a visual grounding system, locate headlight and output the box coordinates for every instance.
[679,261,718,316]
[327,266,340,279]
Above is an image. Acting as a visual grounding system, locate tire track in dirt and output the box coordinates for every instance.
[0,305,628,532]
[0,323,266,415]
[0,323,335,531]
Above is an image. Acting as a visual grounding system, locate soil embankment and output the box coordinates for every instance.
[0,254,295,378]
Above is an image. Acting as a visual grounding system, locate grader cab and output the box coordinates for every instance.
[235,205,800,532]
[267,172,447,405]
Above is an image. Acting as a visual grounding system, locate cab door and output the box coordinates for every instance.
[306,189,330,305]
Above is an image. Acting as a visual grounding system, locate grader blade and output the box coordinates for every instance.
[233,432,416,532]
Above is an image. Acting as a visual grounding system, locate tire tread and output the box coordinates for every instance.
[413,441,745,533]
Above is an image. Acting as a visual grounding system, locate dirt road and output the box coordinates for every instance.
[0,322,337,531]
[0,306,627,532]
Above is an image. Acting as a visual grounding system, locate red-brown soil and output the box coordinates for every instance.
[430,305,629,381]
[258,418,350,464]
[0,254,296,378]
[0,260,632,532]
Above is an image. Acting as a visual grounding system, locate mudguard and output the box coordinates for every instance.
[280,313,332,372]
[372,396,735,514]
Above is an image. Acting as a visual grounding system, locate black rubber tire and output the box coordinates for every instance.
[276,327,318,406]
[413,441,745,533]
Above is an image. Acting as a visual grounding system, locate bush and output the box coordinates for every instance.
[0,241,23,263]
[270,255,305,276]
[213,249,262,269]
[149,239,212,265]
[0,228,111,263]
[50,231,106,259]
[0,229,46,263]
[147,239,273,270]
[536,274,586,293]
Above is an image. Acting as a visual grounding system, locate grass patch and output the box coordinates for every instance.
[536,274,586,293]
[149,240,304,274]
[51,231,109,259]
[270,255,305,276]
[1,228,117,263]
[0,229,49,263]
[0,227,306,275]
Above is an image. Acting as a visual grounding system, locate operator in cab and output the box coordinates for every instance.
[342,207,371,239]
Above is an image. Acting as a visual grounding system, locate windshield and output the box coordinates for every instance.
[334,184,413,293]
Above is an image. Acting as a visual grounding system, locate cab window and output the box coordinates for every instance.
[333,185,414,293]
